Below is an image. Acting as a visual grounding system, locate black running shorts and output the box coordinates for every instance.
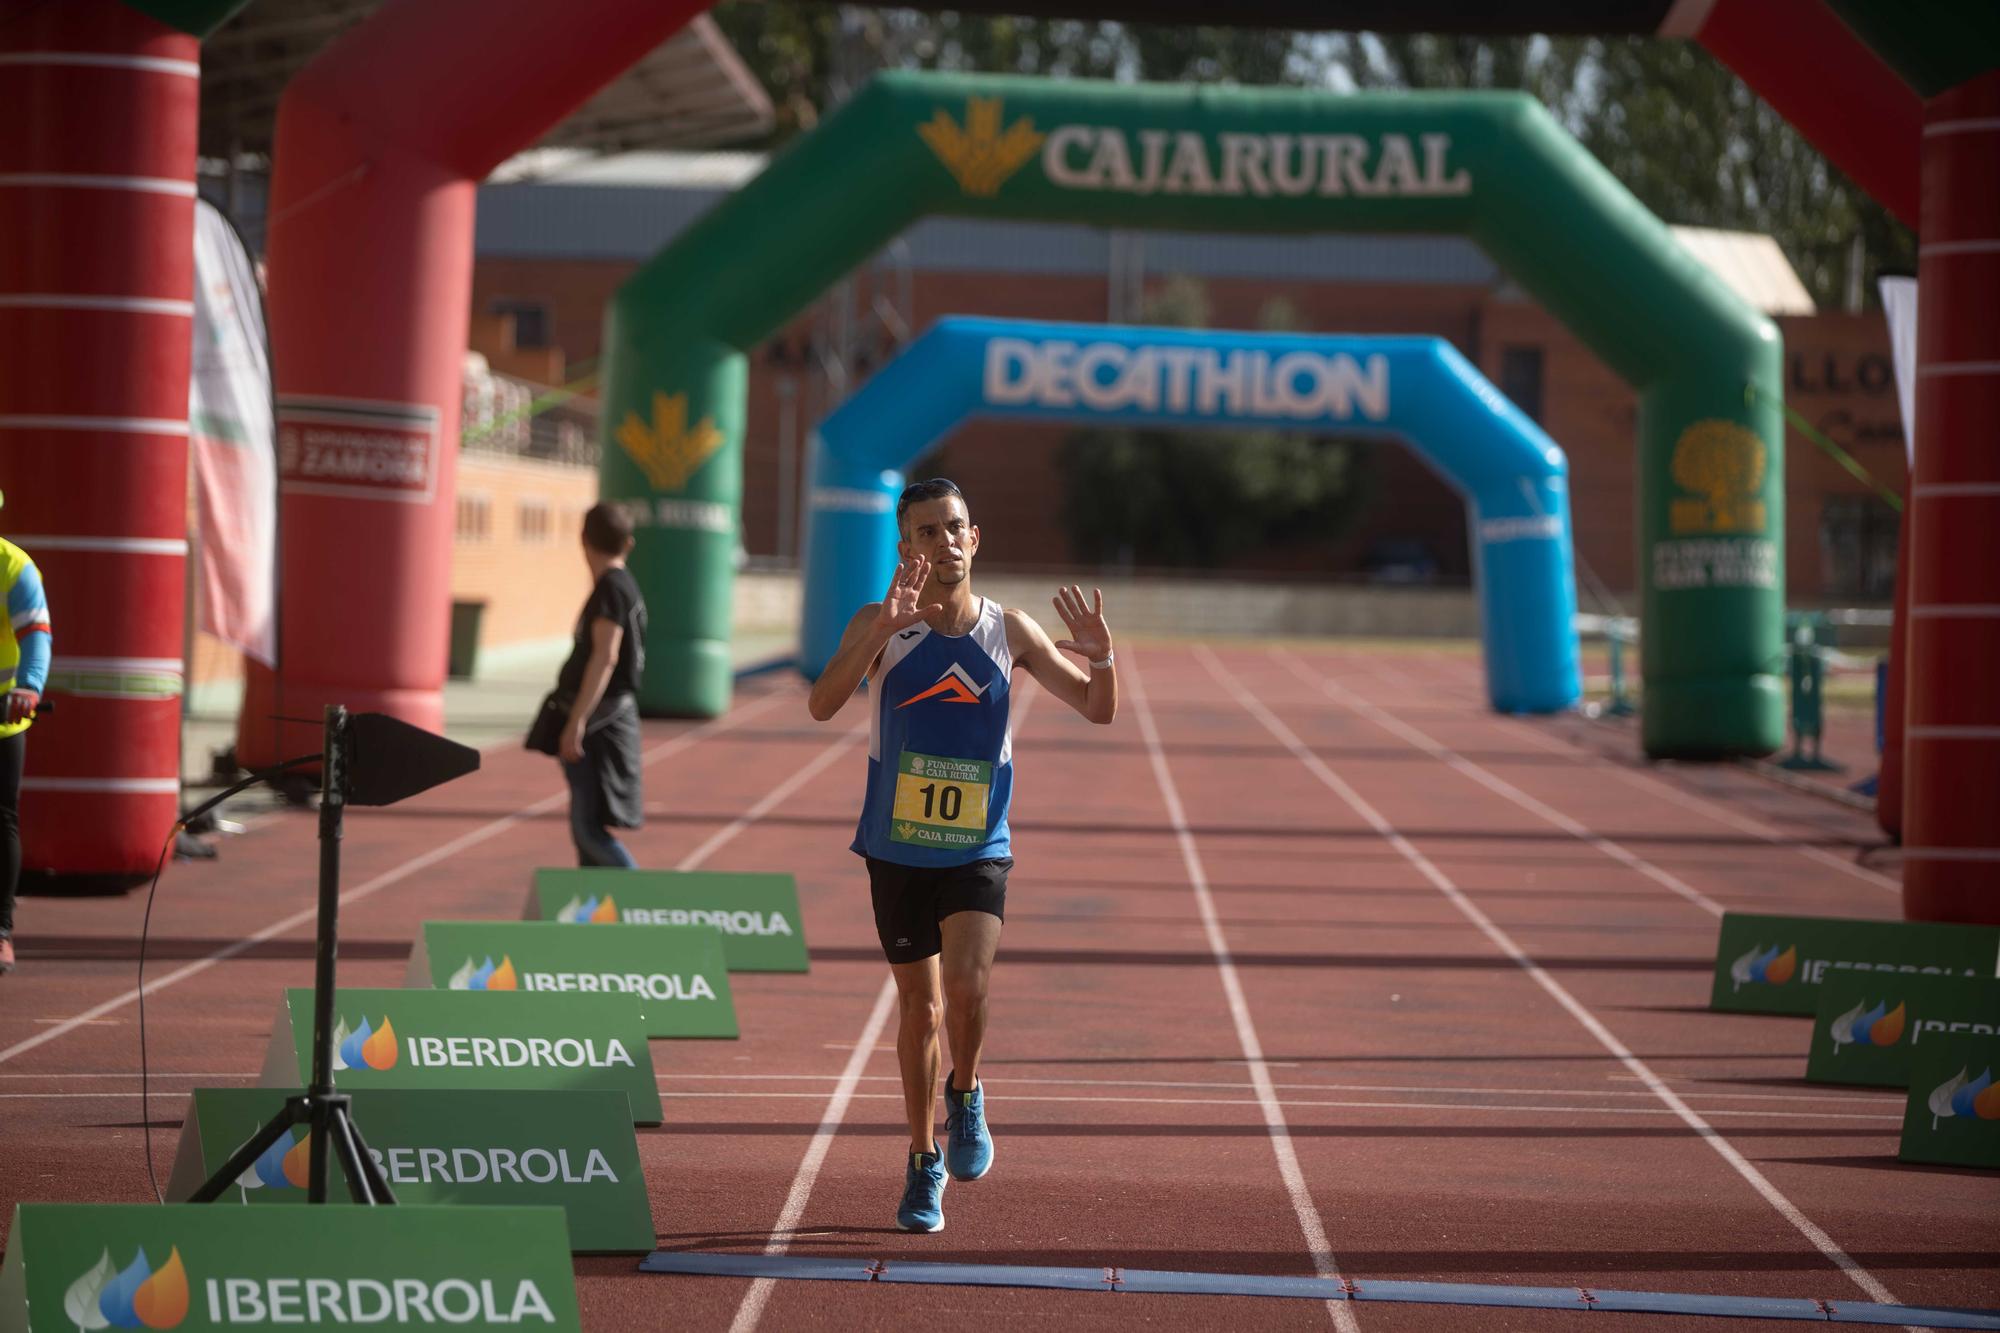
[865,855,1011,964]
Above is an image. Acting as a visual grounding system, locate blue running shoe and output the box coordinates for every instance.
[944,1076,993,1181]
[897,1147,946,1232]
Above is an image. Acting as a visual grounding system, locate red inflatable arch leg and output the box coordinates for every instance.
[0,0,197,876]
[1903,69,2000,924]
[236,0,708,768]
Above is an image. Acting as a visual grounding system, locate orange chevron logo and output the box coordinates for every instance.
[898,662,988,708]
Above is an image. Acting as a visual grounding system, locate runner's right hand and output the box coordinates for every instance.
[877,555,943,633]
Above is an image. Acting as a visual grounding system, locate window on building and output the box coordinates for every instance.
[491,298,550,350]
[1498,346,1544,423]
[1820,496,1899,600]
[455,493,492,541]
[518,498,553,544]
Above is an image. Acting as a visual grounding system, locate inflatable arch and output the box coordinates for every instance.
[601,71,1785,758]
[800,318,1581,715]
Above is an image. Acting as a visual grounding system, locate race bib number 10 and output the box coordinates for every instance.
[891,752,992,850]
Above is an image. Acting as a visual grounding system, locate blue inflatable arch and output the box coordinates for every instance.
[800,317,1581,714]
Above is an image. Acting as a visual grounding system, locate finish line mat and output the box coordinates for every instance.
[637,1252,2000,1328]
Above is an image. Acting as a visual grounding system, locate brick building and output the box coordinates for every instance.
[471,152,1905,607]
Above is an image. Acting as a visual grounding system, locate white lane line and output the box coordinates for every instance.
[1198,647,1903,1309]
[1495,718,1902,894]
[652,1072,1897,1107]
[5,1068,1898,1109]
[1126,649,1359,1333]
[677,720,865,870]
[1272,649,1729,919]
[0,694,787,1068]
[729,685,1043,1333]
[656,1090,1897,1121]
[2,1088,1901,1122]
[724,976,899,1333]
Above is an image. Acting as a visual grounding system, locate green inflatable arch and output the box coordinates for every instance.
[600,72,1784,759]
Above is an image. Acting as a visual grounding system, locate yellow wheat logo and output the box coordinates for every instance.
[616,391,724,493]
[918,97,1045,197]
[897,822,919,840]
[1669,419,1767,535]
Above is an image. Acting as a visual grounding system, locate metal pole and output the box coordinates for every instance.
[306,704,347,1202]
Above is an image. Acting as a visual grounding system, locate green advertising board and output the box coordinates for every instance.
[1899,1034,2000,1170]
[259,988,663,1123]
[162,1088,653,1252]
[1804,974,2000,1088]
[406,920,737,1039]
[529,868,809,972]
[0,1203,578,1332]
[1708,911,1999,1016]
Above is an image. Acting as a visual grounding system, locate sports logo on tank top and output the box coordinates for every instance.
[897,662,989,708]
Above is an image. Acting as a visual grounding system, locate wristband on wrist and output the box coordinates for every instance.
[1089,651,1115,670]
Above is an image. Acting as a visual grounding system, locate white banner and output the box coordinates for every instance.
[190,199,277,666]
[1879,275,1917,470]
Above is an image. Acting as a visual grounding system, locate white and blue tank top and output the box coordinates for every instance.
[852,597,1014,866]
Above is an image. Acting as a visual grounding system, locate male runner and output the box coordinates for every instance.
[807,477,1116,1232]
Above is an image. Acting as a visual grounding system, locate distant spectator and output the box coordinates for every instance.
[552,503,647,867]
[0,514,52,975]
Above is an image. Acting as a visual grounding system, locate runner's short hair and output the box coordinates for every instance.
[897,477,964,537]
[582,501,635,555]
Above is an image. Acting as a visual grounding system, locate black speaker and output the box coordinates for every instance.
[345,711,481,807]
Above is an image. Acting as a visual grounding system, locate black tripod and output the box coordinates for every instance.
[187,703,477,1204]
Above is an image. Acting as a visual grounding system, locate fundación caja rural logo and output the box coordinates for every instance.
[65,1244,561,1326]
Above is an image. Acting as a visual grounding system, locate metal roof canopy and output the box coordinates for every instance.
[197,1,773,164]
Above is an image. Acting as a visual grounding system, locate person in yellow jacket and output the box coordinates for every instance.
[0,513,52,975]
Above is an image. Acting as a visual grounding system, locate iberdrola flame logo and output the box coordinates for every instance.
[65,1246,189,1329]
[1927,1066,2000,1130]
[234,1127,311,1192]
[1828,999,1906,1053]
[331,1014,399,1070]
[446,955,517,990]
[556,894,619,924]
[1728,943,1797,991]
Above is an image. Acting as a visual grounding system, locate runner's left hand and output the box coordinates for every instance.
[1051,586,1112,662]
[559,719,586,764]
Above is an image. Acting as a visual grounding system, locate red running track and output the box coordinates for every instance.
[0,644,1992,1331]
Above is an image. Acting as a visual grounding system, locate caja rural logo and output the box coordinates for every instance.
[447,955,519,991]
[616,390,724,493]
[1728,943,1797,991]
[65,1246,189,1329]
[1829,998,1907,1053]
[331,1015,399,1071]
[555,894,619,924]
[1927,1065,2000,1130]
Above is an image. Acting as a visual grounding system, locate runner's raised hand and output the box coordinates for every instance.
[877,555,943,633]
[1051,585,1112,662]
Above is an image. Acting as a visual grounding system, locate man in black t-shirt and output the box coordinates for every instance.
[554,503,648,867]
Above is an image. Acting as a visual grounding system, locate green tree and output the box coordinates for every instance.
[1340,33,1914,307]
[1055,277,1373,570]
